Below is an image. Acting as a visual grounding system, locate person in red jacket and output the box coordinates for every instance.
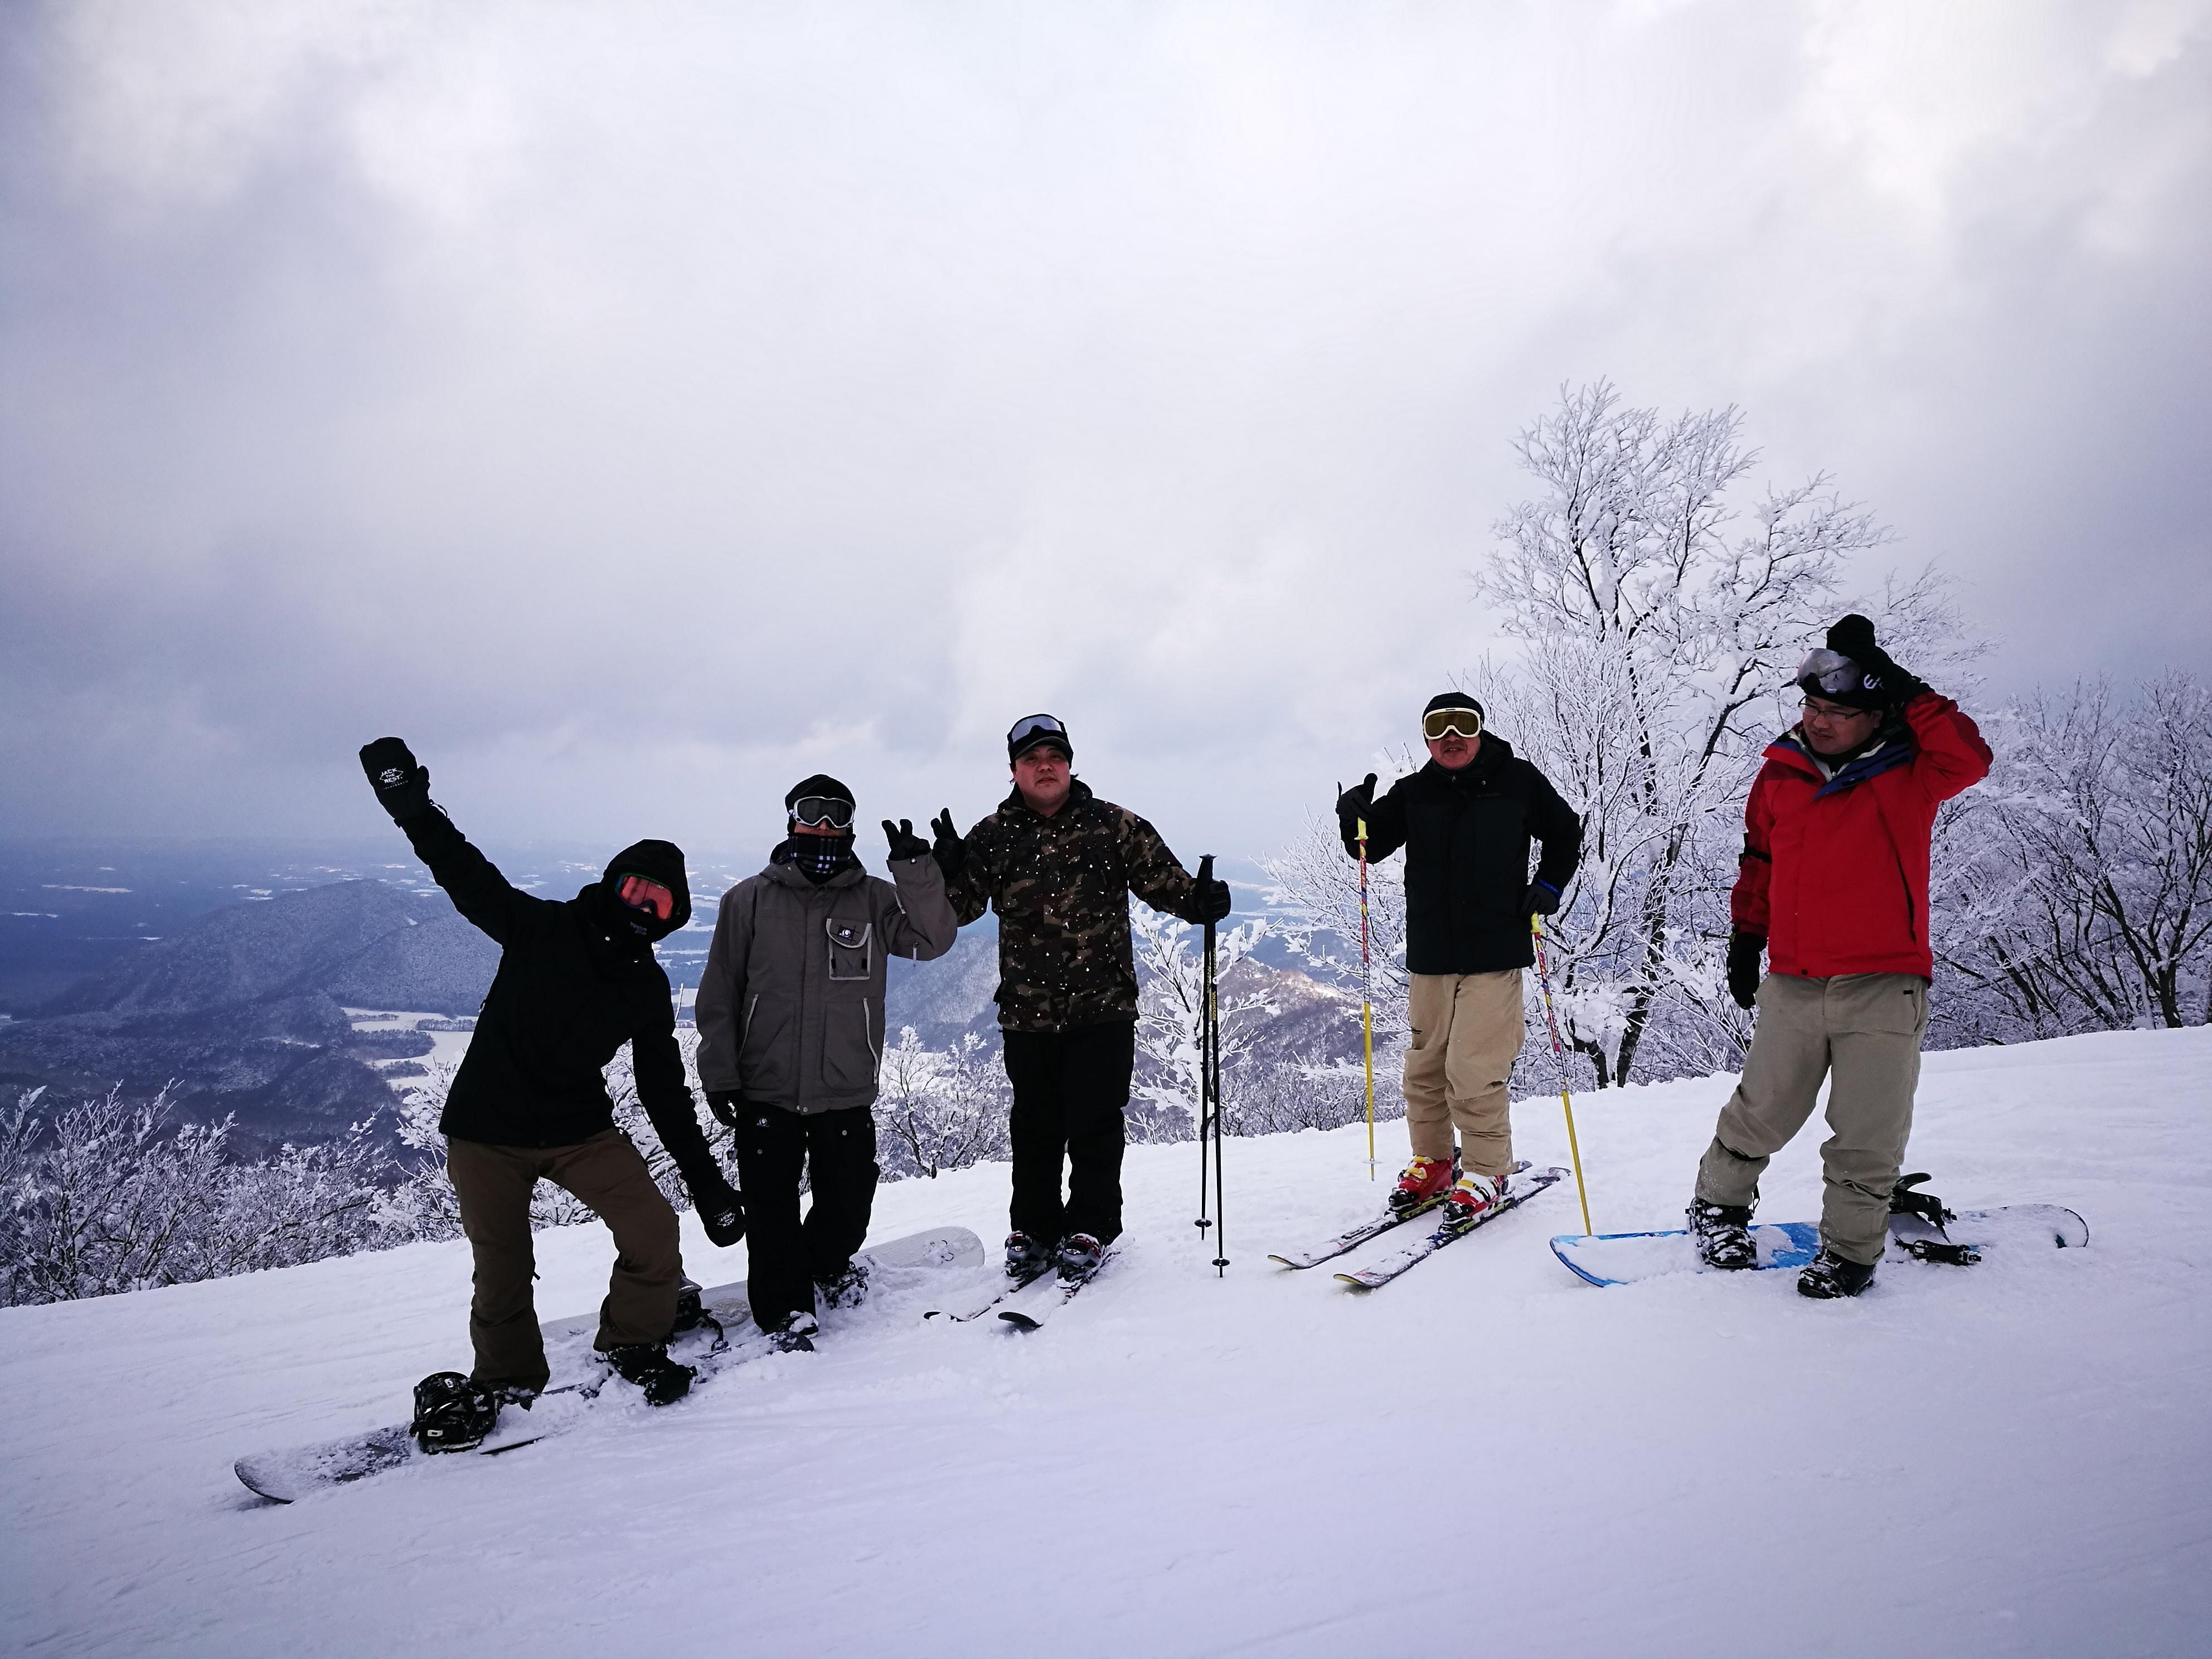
[1687,614,1991,1298]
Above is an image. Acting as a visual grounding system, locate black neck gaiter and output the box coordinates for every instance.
[775,833,858,885]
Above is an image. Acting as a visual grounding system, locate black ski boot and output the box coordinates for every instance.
[1003,1231,1051,1283]
[814,1258,871,1311]
[1054,1232,1105,1283]
[764,1311,818,1354]
[411,1371,498,1453]
[602,1342,697,1404]
[1687,1198,1758,1270]
[1797,1248,1878,1299]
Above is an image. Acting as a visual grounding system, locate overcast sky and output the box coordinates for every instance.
[3,1,2208,866]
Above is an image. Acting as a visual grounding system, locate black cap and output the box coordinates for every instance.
[785,774,855,812]
[1424,691,1484,719]
[1007,712,1073,765]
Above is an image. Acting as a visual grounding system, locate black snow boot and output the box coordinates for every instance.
[764,1310,818,1354]
[1003,1231,1051,1283]
[814,1258,871,1311]
[411,1371,499,1454]
[1687,1199,1757,1270]
[602,1342,697,1404]
[1796,1248,1878,1299]
[1054,1232,1106,1283]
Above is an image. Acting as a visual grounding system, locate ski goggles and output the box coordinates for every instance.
[1007,712,1070,751]
[1795,648,1869,698]
[790,795,855,829]
[1421,705,1484,741]
[615,874,677,921]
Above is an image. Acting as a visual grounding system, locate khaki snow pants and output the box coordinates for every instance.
[1403,970,1526,1181]
[1695,972,1930,1267]
[448,1128,684,1393]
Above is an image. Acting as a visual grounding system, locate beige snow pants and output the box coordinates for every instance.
[1694,971,1930,1266]
[448,1128,684,1393]
[1403,970,1526,1181]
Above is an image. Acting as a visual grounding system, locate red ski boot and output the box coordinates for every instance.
[1389,1154,1458,1218]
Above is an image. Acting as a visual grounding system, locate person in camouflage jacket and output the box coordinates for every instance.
[932,713,1231,1280]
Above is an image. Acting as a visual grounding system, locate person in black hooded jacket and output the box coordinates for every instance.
[1336,693,1582,1226]
[360,739,743,1430]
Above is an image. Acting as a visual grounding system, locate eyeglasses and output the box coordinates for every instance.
[1007,712,1068,748]
[1799,697,1877,724]
[790,796,854,829]
[615,875,676,921]
[1422,706,1483,741]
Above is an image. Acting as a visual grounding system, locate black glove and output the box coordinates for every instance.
[1191,877,1233,924]
[705,1089,742,1128]
[1825,614,1928,708]
[883,818,930,862]
[1522,879,1562,918]
[689,1170,746,1248]
[359,737,434,823]
[1726,932,1765,1011]
[1336,774,1377,833]
[929,809,967,880]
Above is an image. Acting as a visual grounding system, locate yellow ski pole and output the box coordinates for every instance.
[1359,816,1375,1178]
[1531,915,1593,1235]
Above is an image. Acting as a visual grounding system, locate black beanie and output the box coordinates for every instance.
[1423,691,1484,719]
[785,774,855,813]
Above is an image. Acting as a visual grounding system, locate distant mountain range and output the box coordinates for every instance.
[1,873,1361,1154]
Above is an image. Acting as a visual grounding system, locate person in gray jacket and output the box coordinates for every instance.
[695,774,958,1350]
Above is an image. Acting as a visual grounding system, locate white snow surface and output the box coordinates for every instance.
[6,1027,2209,1658]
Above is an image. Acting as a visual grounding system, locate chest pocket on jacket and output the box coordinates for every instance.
[826,918,873,982]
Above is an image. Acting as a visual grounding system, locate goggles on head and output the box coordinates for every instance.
[790,795,855,830]
[615,874,676,921]
[1422,705,1483,742]
[1795,648,1870,699]
[1007,712,1069,753]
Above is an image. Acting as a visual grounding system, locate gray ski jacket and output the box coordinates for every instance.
[695,854,958,1115]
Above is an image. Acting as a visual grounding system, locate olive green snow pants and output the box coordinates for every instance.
[1695,972,1930,1266]
[1403,970,1526,1181]
[448,1128,684,1393]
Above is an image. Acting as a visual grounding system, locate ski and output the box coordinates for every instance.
[235,1225,983,1502]
[924,1268,1051,1323]
[1269,1160,1522,1269]
[999,1247,1118,1330]
[1333,1167,1566,1290]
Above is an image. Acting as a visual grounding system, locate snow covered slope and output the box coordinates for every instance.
[6,1028,2209,1658]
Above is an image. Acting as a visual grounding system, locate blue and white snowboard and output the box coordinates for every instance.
[234,1225,984,1502]
[1550,1204,2087,1288]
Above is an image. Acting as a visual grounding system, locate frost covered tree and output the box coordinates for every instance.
[1936,673,2212,1038]
[874,1026,1011,1177]
[1468,381,1976,1086]
[1128,903,1274,1143]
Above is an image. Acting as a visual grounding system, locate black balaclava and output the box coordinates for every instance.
[774,773,859,885]
[588,837,692,960]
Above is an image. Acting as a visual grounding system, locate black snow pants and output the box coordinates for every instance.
[1002,1020,1136,1248]
[731,1102,879,1332]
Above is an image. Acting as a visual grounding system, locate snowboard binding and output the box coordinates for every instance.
[1889,1172,1957,1230]
[410,1372,499,1454]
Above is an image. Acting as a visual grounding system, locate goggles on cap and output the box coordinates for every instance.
[615,874,676,921]
[1007,712,1069,751]
[1422,705,1484,742]
[790,796,855,830]
[1795,648,1870,699]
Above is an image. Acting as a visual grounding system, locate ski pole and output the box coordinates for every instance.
[1195,855,1216,1248]
[1531,914,1593,1236]
[1358,813,1375,1178]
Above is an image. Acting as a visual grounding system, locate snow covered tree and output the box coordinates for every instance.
[1936,673,2212,1038]
[1128,903,1274,1143]
[874,1026,1011,1178]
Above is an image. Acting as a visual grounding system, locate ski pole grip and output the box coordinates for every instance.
[1197,853,1214,884]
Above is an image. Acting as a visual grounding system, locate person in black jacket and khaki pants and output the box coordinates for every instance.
[1337,693,1582,1225]
[360,739,744,1440]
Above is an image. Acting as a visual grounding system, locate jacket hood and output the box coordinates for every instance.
[599,838,692,939]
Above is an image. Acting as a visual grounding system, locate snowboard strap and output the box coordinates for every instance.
[1889,1172,1956,1229]
[1898,1236,1981,1267]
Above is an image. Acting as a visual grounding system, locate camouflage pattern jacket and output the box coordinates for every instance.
[944,779,1207,1032]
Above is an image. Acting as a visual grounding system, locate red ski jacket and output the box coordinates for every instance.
[1731,693,1991,982]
